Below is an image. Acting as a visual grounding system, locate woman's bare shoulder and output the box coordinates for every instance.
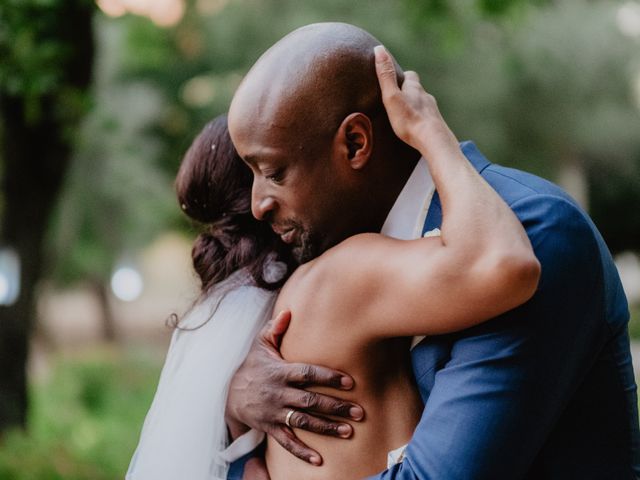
[317,233,392,266]
[275,233,392,312]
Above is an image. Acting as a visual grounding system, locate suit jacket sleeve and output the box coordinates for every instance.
[369,193,608,479]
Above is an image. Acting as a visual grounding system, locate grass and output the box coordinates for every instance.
[0,347,162,480]
[1,308,638,480]
[628,305,640,340]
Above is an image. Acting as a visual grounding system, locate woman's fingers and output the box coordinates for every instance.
[261,310,292,349]
[373,45,453,154]
[404,70,420,81]
[270,425,323,466]
[374,45,400,99]
[374,45,421,147]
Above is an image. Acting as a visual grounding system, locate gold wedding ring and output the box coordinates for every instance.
[285,409,295,428]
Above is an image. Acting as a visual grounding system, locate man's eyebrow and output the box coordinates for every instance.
[241,154,257,165]
[241,149,280,165]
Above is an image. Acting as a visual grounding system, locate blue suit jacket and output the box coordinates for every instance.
[231,142,640,479]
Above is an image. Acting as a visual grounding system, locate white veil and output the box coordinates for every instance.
[126,268,277,480]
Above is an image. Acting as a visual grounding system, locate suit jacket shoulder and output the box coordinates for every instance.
[481,163,629,332]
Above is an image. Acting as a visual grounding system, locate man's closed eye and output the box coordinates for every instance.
[266,168,286,184]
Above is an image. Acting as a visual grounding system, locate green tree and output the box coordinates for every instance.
[108,0,640,256]
[48,14,175,341]
[499,0,640,209]
[402,0,640,249]
[0,0,96,432]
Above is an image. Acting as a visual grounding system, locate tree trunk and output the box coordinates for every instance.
[0,1,94,432]
[91,279,118,342]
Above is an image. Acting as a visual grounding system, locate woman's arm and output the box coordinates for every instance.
[305,46,540,339]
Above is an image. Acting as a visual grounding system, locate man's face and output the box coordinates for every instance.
[229,118,352,264]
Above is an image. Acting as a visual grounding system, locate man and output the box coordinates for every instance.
[224,23,639,479]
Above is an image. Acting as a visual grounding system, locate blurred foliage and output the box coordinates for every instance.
[628,305,640,339]
[0,348,161,480]
[500,1,639,176]
[48,15,175,286]
[133,4,639,193]
[0,0,96,432]
[589,154,640,253]
[34,0,638,299]
[143,3,637,163]
[0,0,94,124]
[34,0,639,291]
[406,0,549,18]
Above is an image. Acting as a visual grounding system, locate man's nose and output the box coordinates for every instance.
[251,181,276,221]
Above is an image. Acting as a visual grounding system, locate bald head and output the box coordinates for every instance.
[227,23,417,262]
[229,22,403,149]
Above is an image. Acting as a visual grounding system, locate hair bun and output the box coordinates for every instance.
[175,115,252,225]
[191,231,224,289]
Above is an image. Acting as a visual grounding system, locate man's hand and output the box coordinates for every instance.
[226,310,364,466]
[374,45,459,159]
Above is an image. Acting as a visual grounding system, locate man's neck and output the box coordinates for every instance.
[367,149,421,233]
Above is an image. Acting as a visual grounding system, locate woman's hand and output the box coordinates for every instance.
[374,45,458,159]
[225,310,364,465]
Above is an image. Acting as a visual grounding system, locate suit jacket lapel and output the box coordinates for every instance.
[422,192,442,235]
[421,141,492,235]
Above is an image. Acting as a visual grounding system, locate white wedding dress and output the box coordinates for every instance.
[126,269,277,480]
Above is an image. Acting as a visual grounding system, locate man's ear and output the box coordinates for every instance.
[335,113,373,170]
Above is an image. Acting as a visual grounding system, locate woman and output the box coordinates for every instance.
[127,116,290,480]
[129,58,539,479]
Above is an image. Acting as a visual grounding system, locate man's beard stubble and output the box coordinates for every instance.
[291,228,323,264]
[269,214,328,264]
[289,217,360,264]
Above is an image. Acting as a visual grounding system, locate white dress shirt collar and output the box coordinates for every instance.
[380,158,435,240]
[380,158,436,351]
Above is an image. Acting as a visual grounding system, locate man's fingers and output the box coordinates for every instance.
[285,409,354,438]
[374,45,400,97]
[271,425,323,466]
[286,362,354,390]
[283,388,364,420]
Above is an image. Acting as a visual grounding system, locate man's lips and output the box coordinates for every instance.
[272,226,297,244]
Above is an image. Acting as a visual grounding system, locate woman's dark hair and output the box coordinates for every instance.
[175,114,294,292]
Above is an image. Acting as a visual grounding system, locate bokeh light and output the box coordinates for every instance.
[0,248,20,306]
[110,266,144,302]
[96,0,185,27]
[0,275,9,303]
[617,2,640,38]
